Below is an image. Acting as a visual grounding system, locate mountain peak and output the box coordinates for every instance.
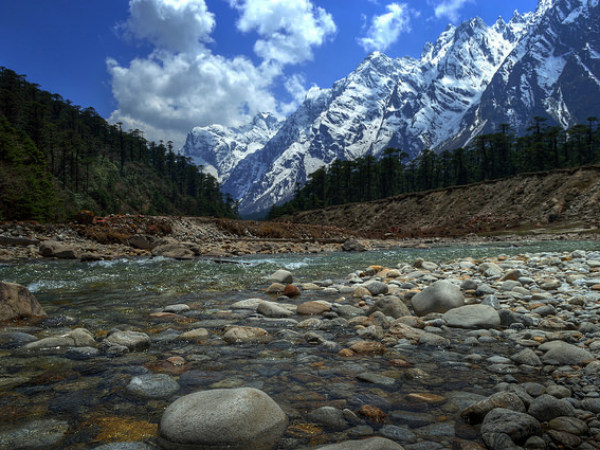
[182,0,600,216]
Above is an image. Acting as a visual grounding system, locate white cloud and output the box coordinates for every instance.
[108,0,335,148]
[431,0,474,23]
[231,0,336,65]
[107,51,277,146]
[123,0,215,52]
[358,3,413,53]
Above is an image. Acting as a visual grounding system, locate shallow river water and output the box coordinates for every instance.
[1,239,600,449]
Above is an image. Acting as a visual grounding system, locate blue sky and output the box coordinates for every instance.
[0,0,539,147]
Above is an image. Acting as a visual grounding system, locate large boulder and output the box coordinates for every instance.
[442,304,500,329]
[0,282,46,321]
[159,388,288,450]
[411,280,464,316]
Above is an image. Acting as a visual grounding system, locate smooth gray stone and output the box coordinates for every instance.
[127,374,179,399]
[528,394,575,421]
[159,388,288,450]
[411,280,464,316]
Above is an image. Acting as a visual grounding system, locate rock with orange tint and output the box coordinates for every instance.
[284,284,301,297]
[349,341,386,355]
[223,326,269,343]
[358,404,386,423]
[297,301,331,316]
[338,348,355,357]
[389,358,411,368]
[179,328,209,340]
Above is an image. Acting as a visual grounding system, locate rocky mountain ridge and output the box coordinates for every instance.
[183,0,600,216]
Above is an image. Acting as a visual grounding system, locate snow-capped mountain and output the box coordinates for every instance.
[183,0,599,216]
[443,0,600,149]
[182,112,282,183]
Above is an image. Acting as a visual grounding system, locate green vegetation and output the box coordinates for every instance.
[0,67,236,221]
[269,117,600,219]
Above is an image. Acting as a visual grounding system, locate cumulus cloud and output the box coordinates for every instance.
[231,0,336,65]
[123,0,215,52]
[108,0,336,148]
[431,0,474,23]
[358,3,413,53]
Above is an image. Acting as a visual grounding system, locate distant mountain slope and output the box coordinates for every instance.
[183,0,600,216]
[280,165,600,238]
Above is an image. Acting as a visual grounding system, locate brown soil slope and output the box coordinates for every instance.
[281,165,600,238]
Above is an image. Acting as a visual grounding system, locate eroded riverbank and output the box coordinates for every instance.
[1,243,600,449]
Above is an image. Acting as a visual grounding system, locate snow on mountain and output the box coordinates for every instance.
[443,0,600,149]
[182,0,599,216]
[182,112,282,182]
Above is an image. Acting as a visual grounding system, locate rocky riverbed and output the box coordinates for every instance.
[1,247,600,449]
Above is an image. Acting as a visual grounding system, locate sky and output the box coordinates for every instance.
[0,0,540,149]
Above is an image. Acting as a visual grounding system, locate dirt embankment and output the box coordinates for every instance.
[0,215,359,261]
[280,165,600,239]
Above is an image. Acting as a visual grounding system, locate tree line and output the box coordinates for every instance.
[268,116,600,219]
[0,67,236,222]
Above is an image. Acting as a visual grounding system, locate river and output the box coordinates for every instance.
[1,239,599,449]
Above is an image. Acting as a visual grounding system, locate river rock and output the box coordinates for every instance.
[163,303,190,314]
[481,408,542,450]
[307,406,348,431]
[528,394,575,421]
[0,282,46,321]
[411,280,464,316]
[39,240,78,259]
[151,239,195,260]
[510,348,542,366]
[128,234,158,250]
[93,443,157,450]
[539,341,595,365]
[266,270,293,284]
[283,284,301,297]
[342,238,366,252]
[159,388,288,450]
[363,280,388,296]
[0,419,69,450]
[461,392,526,424]
[223,326,268,343]
[442,304,500,329]
[103,330,150,351]
[297,301,331,316]
[306,437,405,450]
[127,373,179,399]
[24,327,95,351]
[257,301,293,318]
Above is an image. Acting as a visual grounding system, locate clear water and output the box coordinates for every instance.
[0,240,598,448]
